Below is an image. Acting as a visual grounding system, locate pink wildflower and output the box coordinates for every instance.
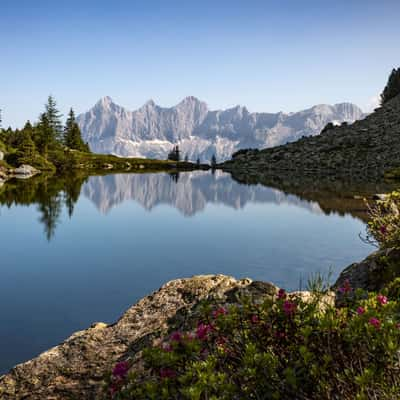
[356,306,365,315]
[161,342,173,352]
[369,317,381,329]
[283,300,297,316]
[170,331,182,342]
[338,279,352,294]
[159,367,176,379]
[112,361,130,378]
[377,294,388,305]
[196,323,213,340]
[212,306,228,318]
[251,315,260,324]
[277,288,286,300]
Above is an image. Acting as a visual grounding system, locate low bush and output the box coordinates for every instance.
[365,191,400,249]
[107,284,400,399]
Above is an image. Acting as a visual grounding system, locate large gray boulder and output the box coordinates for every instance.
[0,275,263,399]
[333,247,400,296]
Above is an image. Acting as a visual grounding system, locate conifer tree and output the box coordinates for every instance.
[17,129,36,162]
[36,112,54,157]
[64,108,90,152]
[45,95,63,141]
[167,145,181,162]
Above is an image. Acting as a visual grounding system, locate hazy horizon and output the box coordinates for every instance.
[1,0,399,127]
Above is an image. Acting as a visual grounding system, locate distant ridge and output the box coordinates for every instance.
[77,97,364,161]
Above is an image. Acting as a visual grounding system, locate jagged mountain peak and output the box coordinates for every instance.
[78,97,365,161]
[176,96,208,111]
[95,96,114,108]
[143,99,156,108]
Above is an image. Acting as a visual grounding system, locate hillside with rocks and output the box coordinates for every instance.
[222,94,400,179]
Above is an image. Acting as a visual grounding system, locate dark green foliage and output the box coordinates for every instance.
[168,145,181,162]
[64,108,90,152]
[45,95,63,141]
[36,112,56,156]
[381,68,400,105]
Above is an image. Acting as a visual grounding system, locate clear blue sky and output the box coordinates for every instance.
[1,0,399,127]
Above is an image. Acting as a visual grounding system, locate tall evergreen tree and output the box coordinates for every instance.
[17,129,36,162]
[45,95,63,141]
[167,145,181,162]
[381,68,400,104]
[64,108,90,152]
[36,112,54,157]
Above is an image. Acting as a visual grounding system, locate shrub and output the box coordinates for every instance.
[107,285,400,399]
[365,191,400,249]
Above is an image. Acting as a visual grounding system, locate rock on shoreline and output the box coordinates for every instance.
[0,164,40,185]
[0,275,257,399]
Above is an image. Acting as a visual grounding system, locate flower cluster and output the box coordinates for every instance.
[108,282,400,400]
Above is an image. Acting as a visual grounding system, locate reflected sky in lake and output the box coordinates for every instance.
[0,171,372,373]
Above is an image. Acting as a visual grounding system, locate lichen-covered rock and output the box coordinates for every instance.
[333,248,400,298]
[0,275,259,400]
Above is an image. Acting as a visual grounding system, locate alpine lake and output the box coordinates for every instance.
[0,169,395,373]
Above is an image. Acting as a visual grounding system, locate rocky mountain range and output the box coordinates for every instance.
[77,97,364,162]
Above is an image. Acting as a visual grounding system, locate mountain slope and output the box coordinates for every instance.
[77,97,364,161]
[222,94,400,178]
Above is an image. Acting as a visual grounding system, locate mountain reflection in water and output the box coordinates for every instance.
[0,170,393,241]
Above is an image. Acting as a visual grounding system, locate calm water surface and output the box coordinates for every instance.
[0,171,372,373]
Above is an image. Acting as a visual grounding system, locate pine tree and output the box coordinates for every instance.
[167,145,181,161]
[36,112,54,157]
[45,95,63,142]
[17,129,36,162]
[64,108,90,152]
[196,157,201,167]
[381,68,400,105]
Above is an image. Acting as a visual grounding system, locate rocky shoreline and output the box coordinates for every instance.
[0,249,392,400]
[0,164,40,186]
